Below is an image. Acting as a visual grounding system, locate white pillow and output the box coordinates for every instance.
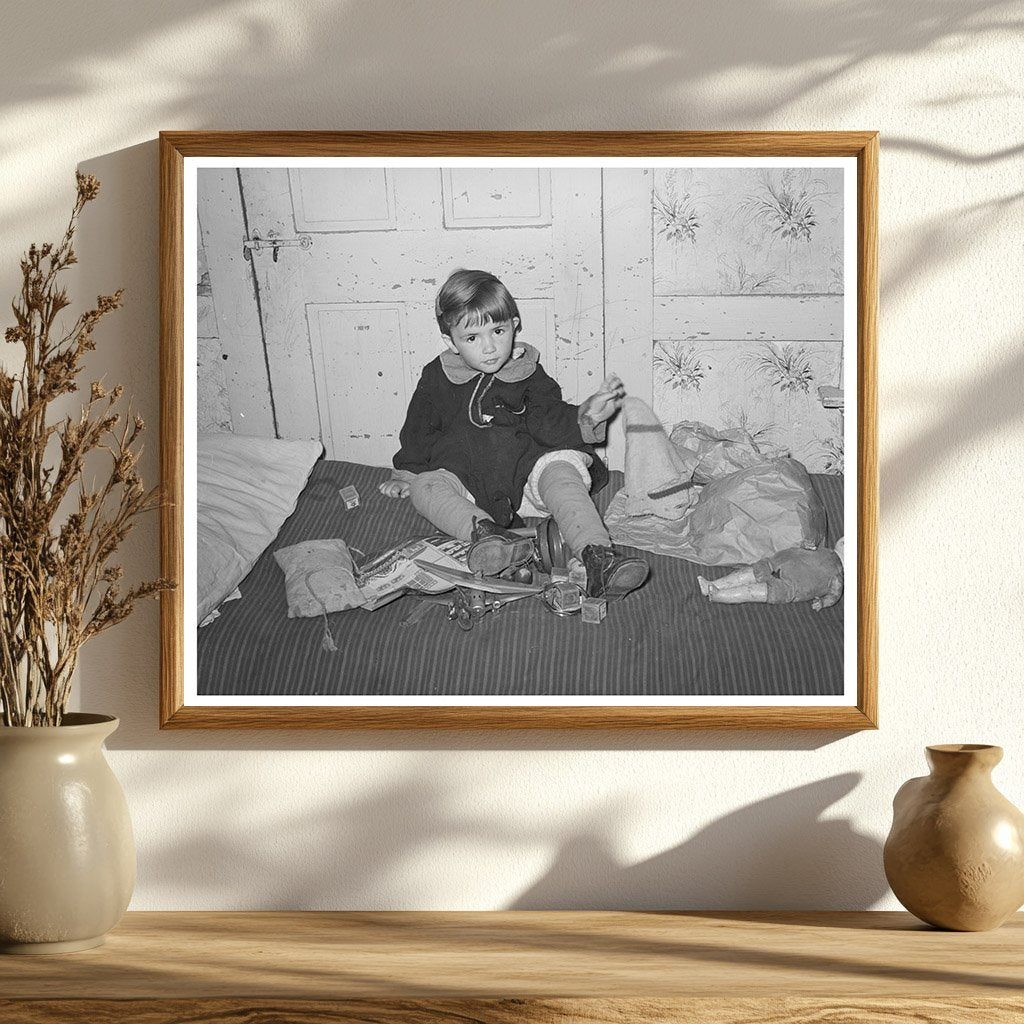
[197,433,322,626]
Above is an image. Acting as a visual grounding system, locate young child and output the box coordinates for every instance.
[379,269,649,601]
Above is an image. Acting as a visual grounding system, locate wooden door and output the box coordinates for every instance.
[211,166,607,467]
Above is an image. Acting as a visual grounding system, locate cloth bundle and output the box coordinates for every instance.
[273,539,366,617]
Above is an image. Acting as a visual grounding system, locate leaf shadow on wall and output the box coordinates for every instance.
[3,0,1017,142]
[874,144,1023,566]
[882,138,1024,166]
[882,336,1024,510]
[131,764,886,911]
[880,191,1023,311]
[511,773,887,910]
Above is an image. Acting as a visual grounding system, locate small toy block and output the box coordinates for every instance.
[551,582,583,613]
[581,596,607,624]
[339,485,360,509]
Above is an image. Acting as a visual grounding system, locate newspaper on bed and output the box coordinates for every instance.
[355,534,469,610]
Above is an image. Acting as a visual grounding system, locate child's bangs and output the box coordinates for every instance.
[456,296,516,329]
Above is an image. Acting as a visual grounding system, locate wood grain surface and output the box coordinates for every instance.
[4,997,1024,1024]
[160,130,879,158]
[1,910,1021,1023]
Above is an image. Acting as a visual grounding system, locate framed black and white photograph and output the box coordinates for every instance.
[159,131,877,729]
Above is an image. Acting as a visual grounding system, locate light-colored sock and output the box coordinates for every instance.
[409,473,485,542]
[621,397,699,520]
[537,460,610,555]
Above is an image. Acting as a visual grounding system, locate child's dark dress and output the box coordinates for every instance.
[393,345,608,526]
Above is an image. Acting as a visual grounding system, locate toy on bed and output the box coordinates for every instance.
[697,545,843,611]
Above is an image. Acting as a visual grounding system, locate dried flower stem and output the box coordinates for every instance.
[0,174,174,726]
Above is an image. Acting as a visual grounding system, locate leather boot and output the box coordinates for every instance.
[466,519,536,576]
[581,544,650,601]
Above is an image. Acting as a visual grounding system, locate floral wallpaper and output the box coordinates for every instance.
[651,167,845,475]
[653,167,844,296]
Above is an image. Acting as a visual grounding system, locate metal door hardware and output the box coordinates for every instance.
[243,232,313,262]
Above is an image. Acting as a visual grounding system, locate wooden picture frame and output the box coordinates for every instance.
[160,131,878,730]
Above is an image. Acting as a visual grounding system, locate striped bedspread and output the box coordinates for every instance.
[197,461,845,698]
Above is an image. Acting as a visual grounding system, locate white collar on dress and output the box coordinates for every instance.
[439,343,539,384]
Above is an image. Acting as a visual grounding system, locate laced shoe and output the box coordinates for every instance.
[466,519,536,576]
[581,544,650,601]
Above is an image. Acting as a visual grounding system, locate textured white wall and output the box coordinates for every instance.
[2,0,1021,910]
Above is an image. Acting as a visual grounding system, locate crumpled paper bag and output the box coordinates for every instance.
[607,411,826,567]
[669,419,781,485]
[674,457,826,565]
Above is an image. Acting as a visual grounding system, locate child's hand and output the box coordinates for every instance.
[378,479,410,499]
[580,373,625,425]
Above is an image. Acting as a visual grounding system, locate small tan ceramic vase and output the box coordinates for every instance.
[0,714,135,953]
[884,744,1024,931]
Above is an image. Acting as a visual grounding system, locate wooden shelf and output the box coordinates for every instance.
[1,911,1021,1022]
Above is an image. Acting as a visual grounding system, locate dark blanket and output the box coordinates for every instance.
[197,461,845,698]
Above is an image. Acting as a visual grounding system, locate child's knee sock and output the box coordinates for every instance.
[410,474,484,542]
[536,460,611,555]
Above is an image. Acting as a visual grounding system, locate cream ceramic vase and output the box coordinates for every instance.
[884,744,1024,931]
[0,713,135,953]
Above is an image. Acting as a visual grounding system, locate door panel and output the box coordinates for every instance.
[309,304,409,463]
[442,168,552,227]
[288,168,396,232]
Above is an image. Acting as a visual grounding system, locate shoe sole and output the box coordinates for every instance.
[602,561,650,600]
[466,536,535,576]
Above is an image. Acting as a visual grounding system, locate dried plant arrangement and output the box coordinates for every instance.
[0,174,173,726]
